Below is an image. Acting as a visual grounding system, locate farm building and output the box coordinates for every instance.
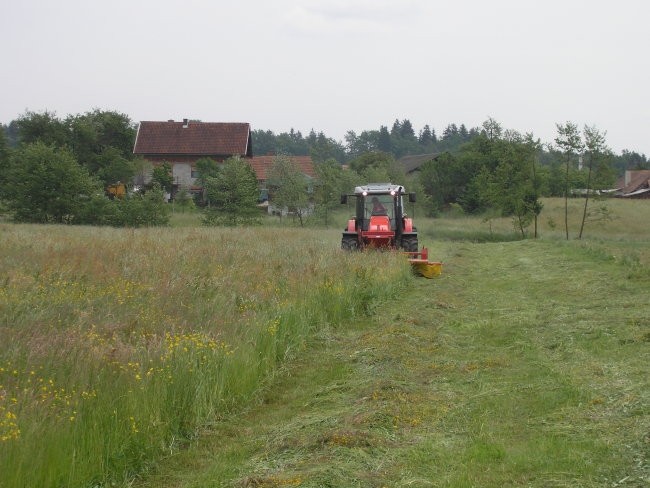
[397,153,439,174]
[132,119,315,205]
[615,170,650,199]
[133,119,253,195]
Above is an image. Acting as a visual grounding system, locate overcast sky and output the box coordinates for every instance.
[2,0,648,155]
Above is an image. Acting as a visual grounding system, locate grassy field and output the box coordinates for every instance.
[0,224,411,487]
[1,197,648,487]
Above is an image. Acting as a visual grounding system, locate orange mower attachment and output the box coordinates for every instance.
[405,247,443,278]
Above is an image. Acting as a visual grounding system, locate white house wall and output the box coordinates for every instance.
[172,163,196,188]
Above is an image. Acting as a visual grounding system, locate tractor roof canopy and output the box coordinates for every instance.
[354,183,406,195]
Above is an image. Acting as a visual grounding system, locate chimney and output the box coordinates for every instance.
[182,118,189,128]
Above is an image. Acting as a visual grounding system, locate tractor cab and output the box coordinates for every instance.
[356,186,400,231]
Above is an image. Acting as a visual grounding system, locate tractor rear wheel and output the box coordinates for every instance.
[401,235,418,252]
[341,236,359,250]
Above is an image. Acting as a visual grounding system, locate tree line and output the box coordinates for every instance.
[252,120,483,163]
[1,109,648,236]
[251,119,648,175]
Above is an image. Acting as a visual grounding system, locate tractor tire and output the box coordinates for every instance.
[401,235,418,252]
[341,236,359,251]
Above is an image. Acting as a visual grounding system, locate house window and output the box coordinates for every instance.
[191,168,200,179]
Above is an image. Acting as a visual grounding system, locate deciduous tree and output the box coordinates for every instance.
[555,122,583,240]
[313,159,351,226]
[347,151,396,183]
[4,142,100,223]
[481,118,503,141]
[67,110,136,185]
[266,155,310,226]
[151,162,174,194]
[194,157,221,189]
[16,111,69,147]
[480,139,541,237]
[345,130,379,160]
[578,125,609,239]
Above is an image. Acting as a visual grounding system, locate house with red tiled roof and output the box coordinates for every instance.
[615,170,650,199]
[248,155,316,186]
[132,119,317,210]
[133,119,253,192]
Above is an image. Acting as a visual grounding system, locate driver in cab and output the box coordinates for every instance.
[371,197,387,215]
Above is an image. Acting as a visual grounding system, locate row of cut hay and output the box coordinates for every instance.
[0,224,412,487]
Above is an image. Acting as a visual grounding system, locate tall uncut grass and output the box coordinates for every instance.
[0,224,412,487]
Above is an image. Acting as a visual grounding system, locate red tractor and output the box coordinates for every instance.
[340,183,419,252]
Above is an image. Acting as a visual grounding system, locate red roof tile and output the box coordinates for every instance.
[133,120,252,157]
[248,156,316,181]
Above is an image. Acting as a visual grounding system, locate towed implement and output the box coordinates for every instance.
[106,182,126,200]
[340,183,442,278]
